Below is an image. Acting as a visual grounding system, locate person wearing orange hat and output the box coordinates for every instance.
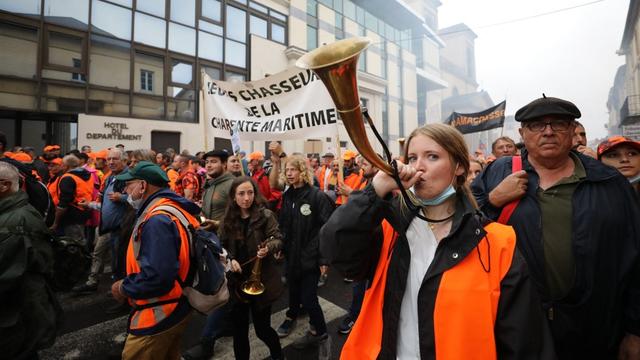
[10,152,32,163]
[597,135,640,194]
[335,150,364,206]
[247,151,274,202]
[43,144,61,158]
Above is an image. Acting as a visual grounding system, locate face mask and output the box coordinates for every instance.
[411,184,456,206]
[126,182,145,210]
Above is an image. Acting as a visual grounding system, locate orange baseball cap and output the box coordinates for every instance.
[94,149,109,159]
[10,152,32,163]
[50,158,63,165]
[342,150,358,161]
[248,151,265,161]
[597,136,640,159]
[43,144,61,152]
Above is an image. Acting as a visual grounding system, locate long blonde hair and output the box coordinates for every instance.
[281,156,314,186]
[403,123,478,209]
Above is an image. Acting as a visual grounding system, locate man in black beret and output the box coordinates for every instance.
[472,95,640,358]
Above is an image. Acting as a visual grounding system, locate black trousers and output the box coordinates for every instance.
[230,301,282,360]
[285,268,327,335]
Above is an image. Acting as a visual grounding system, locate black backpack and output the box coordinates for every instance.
[49,235,91,291]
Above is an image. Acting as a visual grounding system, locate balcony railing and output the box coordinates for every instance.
[621,95,640,125]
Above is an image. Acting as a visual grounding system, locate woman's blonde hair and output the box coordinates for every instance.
[281,155,314,186]
[403,123,478,209]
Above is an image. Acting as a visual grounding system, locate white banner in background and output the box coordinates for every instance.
[202,67,339,141]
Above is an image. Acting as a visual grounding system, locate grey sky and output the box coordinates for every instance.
[439,0,628,141]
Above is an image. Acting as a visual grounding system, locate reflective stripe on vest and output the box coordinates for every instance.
[125,198,196,331]
[341,221,516,360]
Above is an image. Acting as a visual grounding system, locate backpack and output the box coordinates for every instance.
[151,205,230,315]
[49,235,91,291]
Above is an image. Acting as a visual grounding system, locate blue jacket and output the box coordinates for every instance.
[99,169,129,234]
[471,149,640,356]
[121,188,200,335]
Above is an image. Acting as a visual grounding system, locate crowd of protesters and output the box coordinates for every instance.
[3,94,640,360]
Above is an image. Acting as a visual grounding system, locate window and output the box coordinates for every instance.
[171,60,193,86]
[199,20,223,35]
[271,23,285,44]
[307,26,317,51]
[225,71,245,82]
[335,13,343,30]
[307,0,317,17]
[170,0,195,26]
[250,15,267,38]
[91,0,132,40]
[249,1,268,13]
[137,0,164,17]
[0,22,38,79]
[44,0,89,30]
[225,39,246,68]
[199,31,223,62]
[134,12,166,48]
[226,6,246,42]
[202,0,221,22]
[141,70,154,91]
[0,0,41,15]
[72,59,86,82]
[270,10,286,22]
[168,22,196,55]
[202,66,221,80]
[343,0,355,20]
[46,30,85,70]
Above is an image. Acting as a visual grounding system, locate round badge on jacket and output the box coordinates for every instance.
[300,203,312,216]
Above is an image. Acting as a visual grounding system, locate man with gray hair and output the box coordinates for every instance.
[50,154,93,244]
[73,148,130,296]
[0,162,59,358]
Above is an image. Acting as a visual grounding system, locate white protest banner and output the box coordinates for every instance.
[202,67,339,140]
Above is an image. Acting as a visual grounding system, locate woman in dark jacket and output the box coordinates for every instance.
[321,124,555,359]
[219,176,283,360]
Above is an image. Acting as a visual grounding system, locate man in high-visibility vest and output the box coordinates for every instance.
[335,150,364,206]
[111,161,200,360]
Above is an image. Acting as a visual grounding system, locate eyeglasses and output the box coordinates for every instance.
[525,119,573,132]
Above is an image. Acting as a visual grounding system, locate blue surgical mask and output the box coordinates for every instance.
[411,184,457,206]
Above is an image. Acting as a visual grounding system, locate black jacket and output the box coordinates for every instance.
[279,184,334,275]
[472,150,640,357]
[321,185,555,359]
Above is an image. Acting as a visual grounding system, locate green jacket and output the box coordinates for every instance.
[0,191,60,359]
[202,172,235,221]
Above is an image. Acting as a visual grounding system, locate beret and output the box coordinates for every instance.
[515,95,581,122]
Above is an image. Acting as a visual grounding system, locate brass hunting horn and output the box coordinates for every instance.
[241,239,274,296]
[297,37,431,220]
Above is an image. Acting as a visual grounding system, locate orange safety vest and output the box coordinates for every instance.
[125,198,197,331]
[341,221,516,360]
[335,169,364,205]
[51,172,93,209]
[167,168,180,191]
[316,165,328,190]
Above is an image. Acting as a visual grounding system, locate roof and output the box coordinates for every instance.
[438,23,477,39]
